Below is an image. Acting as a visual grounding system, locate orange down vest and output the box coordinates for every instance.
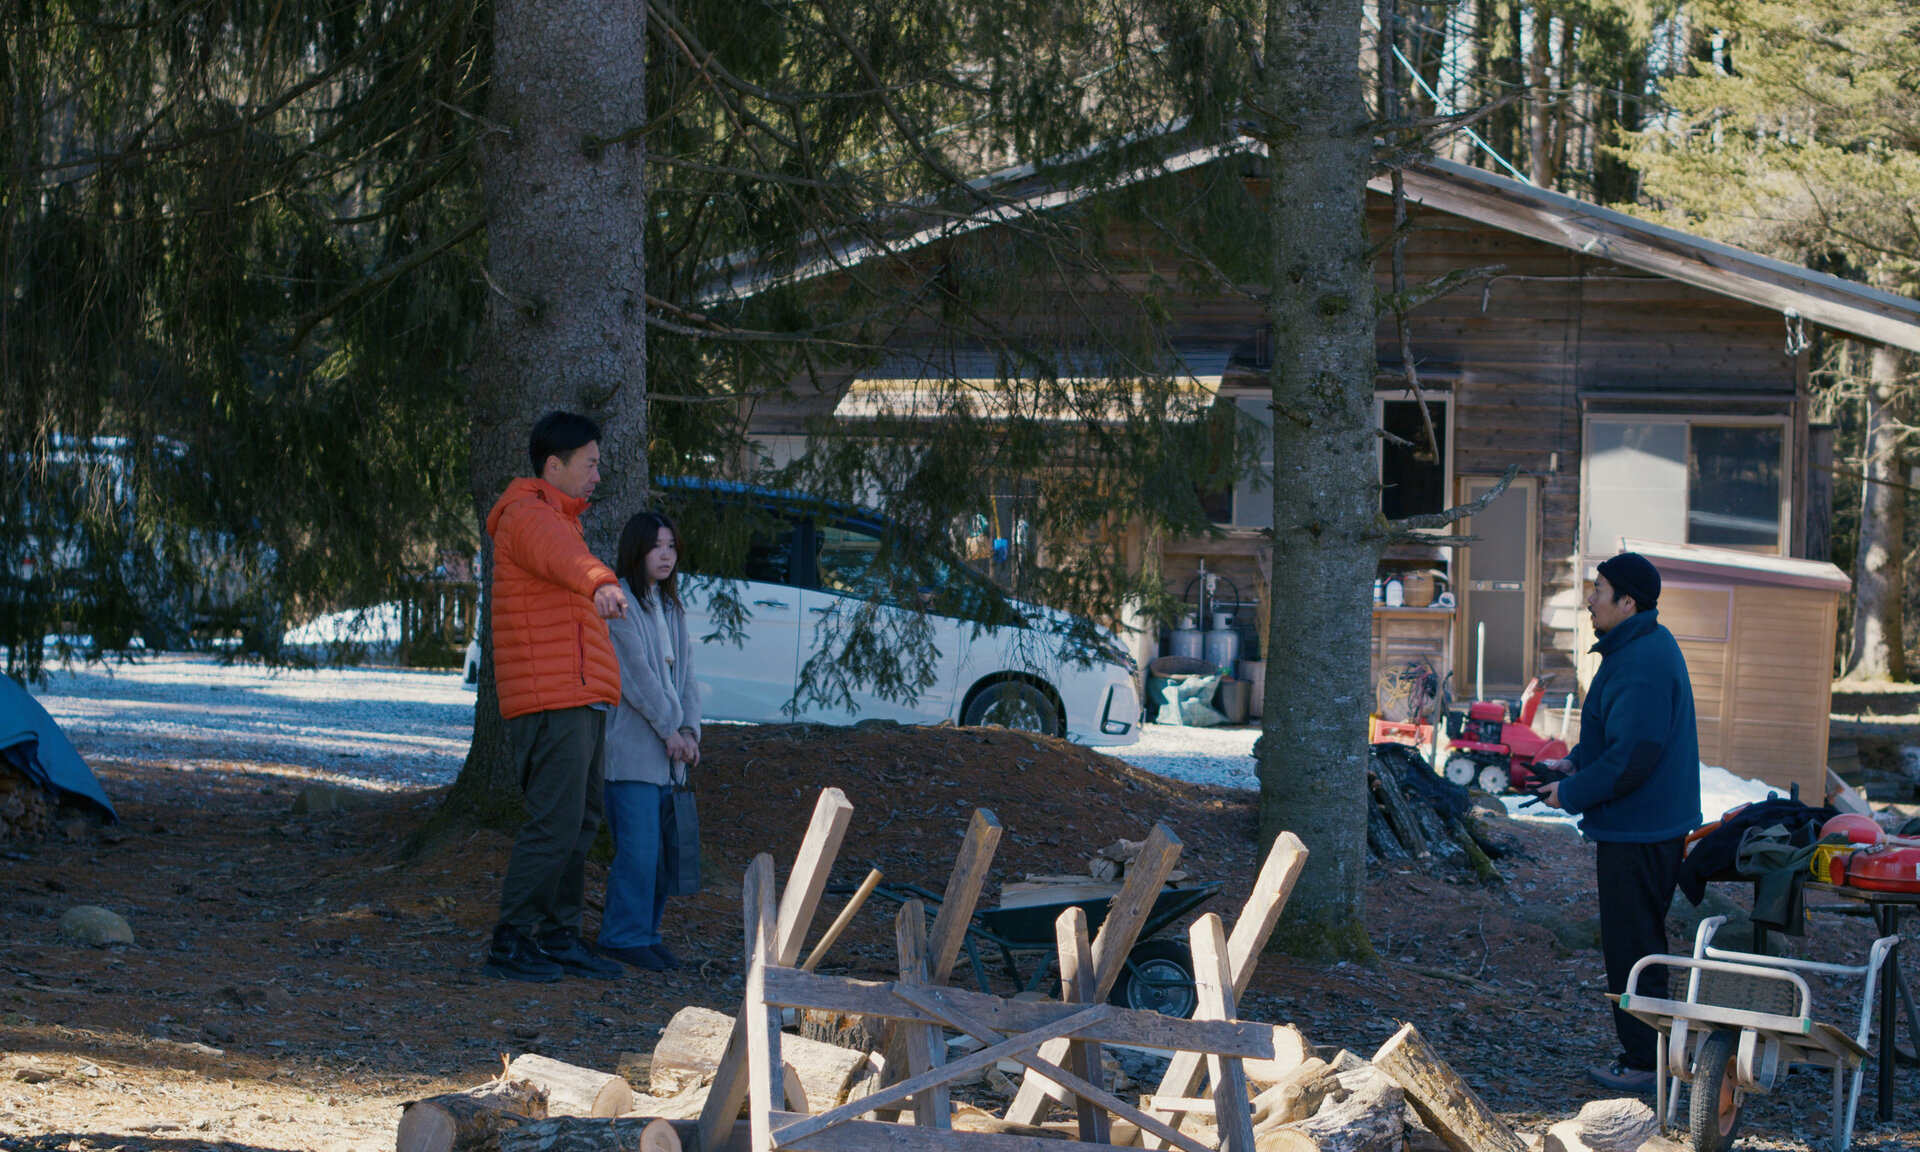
[486,477,623,719]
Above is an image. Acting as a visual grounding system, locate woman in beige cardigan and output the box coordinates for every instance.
[594,511,701,971]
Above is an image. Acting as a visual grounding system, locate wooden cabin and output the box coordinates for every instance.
[730,154,1920,777]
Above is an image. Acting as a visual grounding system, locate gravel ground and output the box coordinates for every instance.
[23,653,474,789]
[1104,720,1262,789]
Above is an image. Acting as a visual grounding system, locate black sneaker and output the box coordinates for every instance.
[594,939,669,970]
[483,927,563,983]
[540,930,625,980]
[649,942,682,970]
[1587,1059,1657,1093]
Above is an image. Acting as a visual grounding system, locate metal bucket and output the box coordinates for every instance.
[1216,679,1251,725]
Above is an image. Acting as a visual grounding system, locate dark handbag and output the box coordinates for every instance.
[661,763,701,896]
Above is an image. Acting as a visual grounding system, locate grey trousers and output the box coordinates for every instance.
[496,706,606,939]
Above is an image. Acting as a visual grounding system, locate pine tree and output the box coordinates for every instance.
[1627,0,1919,680]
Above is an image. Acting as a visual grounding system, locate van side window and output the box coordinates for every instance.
[743,524,797,585]
[813,523,883,596]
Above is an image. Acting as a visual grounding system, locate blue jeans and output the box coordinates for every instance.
[601,781,672,949]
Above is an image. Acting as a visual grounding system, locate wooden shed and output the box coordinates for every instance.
[1576,539,1851,801]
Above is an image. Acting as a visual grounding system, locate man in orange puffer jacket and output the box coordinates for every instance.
[481,411,629,983]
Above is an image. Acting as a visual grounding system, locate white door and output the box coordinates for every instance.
[683,520,803,722]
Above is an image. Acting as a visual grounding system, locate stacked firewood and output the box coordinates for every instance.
[1365,743,1505,881]
[0,760,53,843]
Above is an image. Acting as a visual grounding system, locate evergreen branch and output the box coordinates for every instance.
[10,11,418,178]
[1139,208,1269,303]
[280,215,484,354]
[645,151,860,190]
[1379,463,1519,534]
[644,296,885,349]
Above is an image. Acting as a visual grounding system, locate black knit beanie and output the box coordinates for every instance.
[1597,551,1660,611]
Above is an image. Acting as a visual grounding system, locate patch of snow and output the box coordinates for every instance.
[281,603,403,650]
[1699,762,1783,820]
[26,653,472,786]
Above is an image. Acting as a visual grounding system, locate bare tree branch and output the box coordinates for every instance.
[1379,463,1519,534]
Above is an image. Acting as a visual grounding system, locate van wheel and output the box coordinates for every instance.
[963,680,1061,736]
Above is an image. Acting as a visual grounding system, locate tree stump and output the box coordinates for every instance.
[506,1054,631,1117]
[396,1076,547,1152]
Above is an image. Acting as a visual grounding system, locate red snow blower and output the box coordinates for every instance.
[1441,677,1570,795]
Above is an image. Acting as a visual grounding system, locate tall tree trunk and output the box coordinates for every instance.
[1843,344,1908,683]
[1524,7,1556,188]
[440,0,651,828]
[1256,0,1380,962]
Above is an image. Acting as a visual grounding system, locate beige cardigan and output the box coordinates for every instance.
[604,579,702,785]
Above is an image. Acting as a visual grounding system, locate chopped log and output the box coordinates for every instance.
[1368,766,1428,857]
[622,1082,712,1121]
[396,1076,547,1152]
[1540,1098,1658,1152]
[1371,1024,1525,1152]
[1254,1065,1402,1152]
[507,1054,631,1118]
[654,1006,869,1112]
[1250,1058,1337,1130]
[654,1007,738,1096]
[1242,1024,1314,1087]
[1365,796,1409,862]
[642,1118,683,1152]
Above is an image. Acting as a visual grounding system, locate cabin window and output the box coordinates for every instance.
[1582,415,1790,558]
[1377,398,1451,520]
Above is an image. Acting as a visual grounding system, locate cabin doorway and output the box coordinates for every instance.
[1455,475,1538,698]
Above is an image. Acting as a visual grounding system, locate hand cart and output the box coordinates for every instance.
[1615,914,1900,1152]
[829,879,1220,1018]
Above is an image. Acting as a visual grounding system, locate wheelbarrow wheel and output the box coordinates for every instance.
[1687,1029,1744,1152]
[1106,939,1198,1019]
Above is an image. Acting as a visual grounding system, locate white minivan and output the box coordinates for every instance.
[668,481,1140,745]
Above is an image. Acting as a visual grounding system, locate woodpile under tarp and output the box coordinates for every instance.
[391,787,1573,1152]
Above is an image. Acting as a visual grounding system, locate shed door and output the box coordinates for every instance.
[1456,476,1537,697]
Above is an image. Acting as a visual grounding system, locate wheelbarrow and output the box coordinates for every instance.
[1615,915,1900,1152]
[831,879,1221,1018]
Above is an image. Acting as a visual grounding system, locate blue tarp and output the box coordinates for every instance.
[0,674,116,822]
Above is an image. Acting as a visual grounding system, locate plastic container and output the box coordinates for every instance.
[1384,577,1405,607]
[1236,659,1265,718]
[1217,679,1251,724]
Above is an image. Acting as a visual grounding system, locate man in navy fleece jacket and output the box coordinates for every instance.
[1534,551,1701,1093]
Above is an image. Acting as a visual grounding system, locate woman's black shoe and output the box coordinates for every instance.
[594,940,669,970]
[540,930,624,980]
[482,928,564,983]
